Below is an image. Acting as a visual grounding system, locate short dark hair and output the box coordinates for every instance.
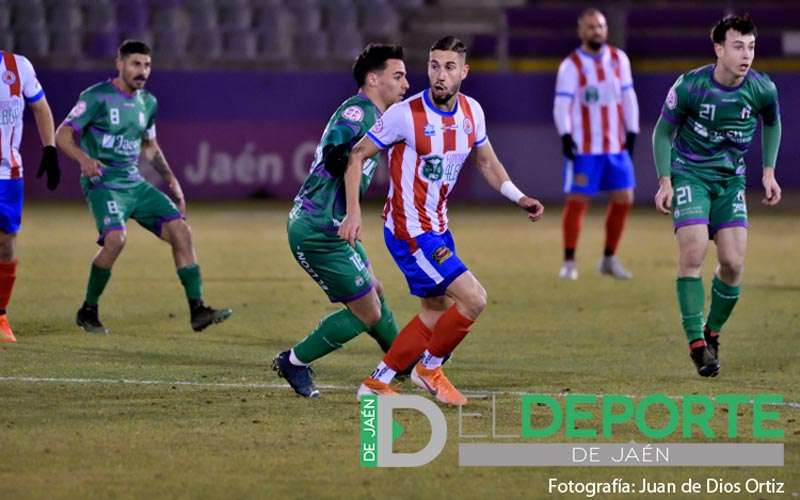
[352,44,404,87]
[711,14,757,45]
[118,39,151,58]
[430,36,467,56]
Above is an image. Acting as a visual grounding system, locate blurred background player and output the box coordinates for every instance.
[55,40,232,334]
[272,44,410,398]
[653,14,781,377]
[340,36,544,406]
[0,50,60,343]
[554,8,639,280]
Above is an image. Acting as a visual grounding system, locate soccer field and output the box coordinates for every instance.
[1,200,797,499]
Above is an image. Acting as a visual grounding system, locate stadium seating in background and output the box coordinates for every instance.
[5,0,800,69]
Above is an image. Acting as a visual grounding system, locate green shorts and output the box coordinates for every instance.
[82,180,182,245]
[287,217,374,303]
[671,172,747,237]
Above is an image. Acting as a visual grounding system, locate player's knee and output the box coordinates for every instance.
[362,306,383,328]
[0,236,15,261]
[463,283,487,319]
[678,250,704,272]
[104,231,126,254]
[718,255,744,279]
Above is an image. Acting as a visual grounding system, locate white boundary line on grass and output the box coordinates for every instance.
[1,375,799,410]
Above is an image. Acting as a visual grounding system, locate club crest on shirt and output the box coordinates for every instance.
[372,117,384,134]
[463,117,473,135]
[1,70,16,86]
[432,246,452,265]
[423,123,436,136]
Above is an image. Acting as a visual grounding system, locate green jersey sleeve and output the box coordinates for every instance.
[324,102,373,148]
[757,75,780,126]
[64,89,102,133]
[144,95,158,139]
[660,74,691,126]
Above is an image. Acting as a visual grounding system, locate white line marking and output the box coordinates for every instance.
[1,376,798,409]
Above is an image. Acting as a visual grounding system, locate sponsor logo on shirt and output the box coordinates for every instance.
[342,105,364,122]
[421,155,444,181]
[372,117,384,134]
[68,101,87,119]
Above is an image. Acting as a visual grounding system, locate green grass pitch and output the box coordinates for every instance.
[0,200,797,499]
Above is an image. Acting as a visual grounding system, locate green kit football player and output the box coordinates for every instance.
[272,44,409,397]
[55,40,232,334]
[652,15,782,376]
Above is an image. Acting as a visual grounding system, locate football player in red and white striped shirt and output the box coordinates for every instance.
[0,51,59,343]
[553,8,639,280]
[339,36,544,405]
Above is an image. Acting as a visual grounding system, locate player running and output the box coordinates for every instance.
[272,44,410,398]
[0,50,60,343]
[652,15,781,376]
[554,8,639,280]
[340,36,544,406]
[55,40,232,334]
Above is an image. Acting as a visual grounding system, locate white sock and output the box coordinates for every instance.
[370,361,396,384]
[289,349,307,367]
[422,350,444,369]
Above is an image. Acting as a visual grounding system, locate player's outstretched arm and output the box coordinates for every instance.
[55,122,102,178]
[474,141,543,222]
[338,136,381,246]
[142,138,186,214]
[29,96,60,190]
[652,116,675,214]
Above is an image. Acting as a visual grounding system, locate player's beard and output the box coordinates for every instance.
[432,86,458,105]
[587,40,603,51]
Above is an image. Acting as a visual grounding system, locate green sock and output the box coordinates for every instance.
[706,275,740,333]
[677,277,705,343]
[177,264,203,301]
[366,297,399,352]
[85,264,112,305]
[293,308,367,364]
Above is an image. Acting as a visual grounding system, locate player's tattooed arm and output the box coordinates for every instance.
[143,138,186,214]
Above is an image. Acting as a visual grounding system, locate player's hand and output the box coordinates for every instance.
[338,213,362,246]
[36,145,61,190]
[761,170,781,206]
[561,134,576,160]
[518,196,544,222]
[169,178,187,214]
[79,157,103,178]
[625,132,637,157]
[654,177,673,215]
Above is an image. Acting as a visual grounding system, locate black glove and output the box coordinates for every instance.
[625,132,637,157]
[561,134,576,160]
[36,145,61,191]
[322,142,351,177]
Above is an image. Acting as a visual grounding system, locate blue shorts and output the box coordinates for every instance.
[0,179,23,234]
[563,152,635,196]
[384,228,468,298]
